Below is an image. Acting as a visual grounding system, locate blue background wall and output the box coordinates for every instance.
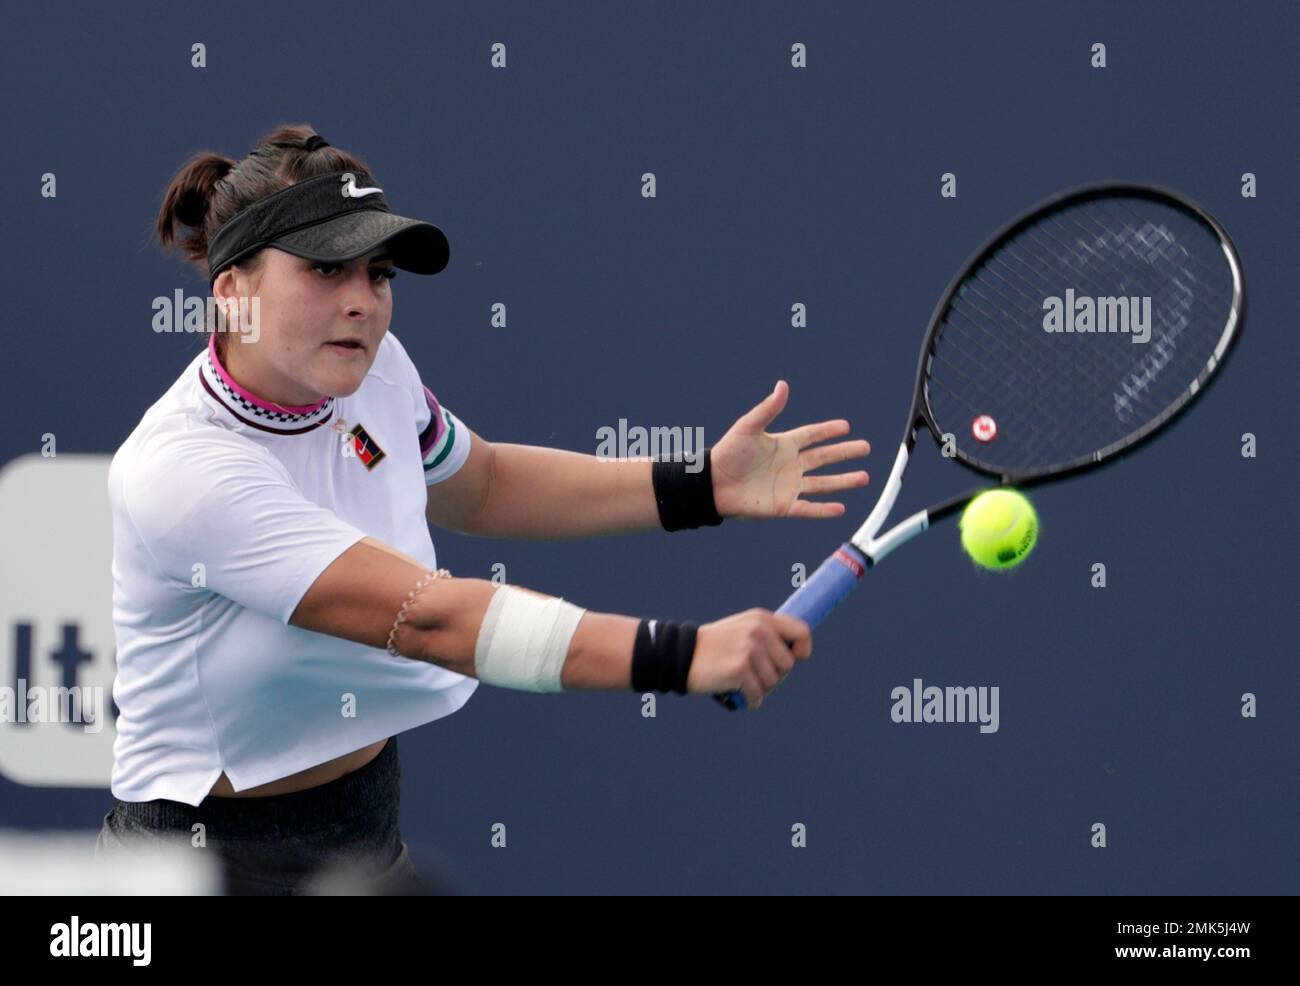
[3,0,1295,893]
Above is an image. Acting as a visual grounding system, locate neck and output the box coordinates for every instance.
[210,333,329,415]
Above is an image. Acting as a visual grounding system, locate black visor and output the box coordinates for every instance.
[207,169,450,288]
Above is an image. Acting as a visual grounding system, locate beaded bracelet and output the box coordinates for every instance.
[386,568,453,657]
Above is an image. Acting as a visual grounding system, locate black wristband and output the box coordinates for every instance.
[630,618,698,694]
[652,447,725,532]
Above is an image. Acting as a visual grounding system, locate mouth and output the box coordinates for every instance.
[326,338,366,354]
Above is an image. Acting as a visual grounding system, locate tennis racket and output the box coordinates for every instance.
[716,182,1245,711]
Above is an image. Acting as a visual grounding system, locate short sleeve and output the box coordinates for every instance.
[121,433,368,624]
[416,388,472,486]
[384,332,472,486]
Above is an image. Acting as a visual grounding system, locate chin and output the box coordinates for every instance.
[326,374,367,398]
[307,368,360,399]
[316,355,374,397]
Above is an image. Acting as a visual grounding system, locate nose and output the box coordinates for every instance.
[341,264,383,317]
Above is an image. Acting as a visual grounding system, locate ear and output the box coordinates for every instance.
[212,268,239,306]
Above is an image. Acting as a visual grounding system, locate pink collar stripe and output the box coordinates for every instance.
[207,333,331,415]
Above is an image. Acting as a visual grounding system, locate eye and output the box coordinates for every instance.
[310,262,396,282]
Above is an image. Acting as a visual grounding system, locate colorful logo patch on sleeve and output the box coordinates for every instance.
[349,423,387,470]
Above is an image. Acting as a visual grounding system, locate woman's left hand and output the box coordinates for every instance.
[710,380,870,520]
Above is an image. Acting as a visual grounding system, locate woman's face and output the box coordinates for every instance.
[214,246,397,406]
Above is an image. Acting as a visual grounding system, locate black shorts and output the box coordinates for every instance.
[94,735,425,895]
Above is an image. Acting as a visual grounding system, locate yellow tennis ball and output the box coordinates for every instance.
[959,489,1039,570]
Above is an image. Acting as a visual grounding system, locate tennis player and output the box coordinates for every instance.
[94,125,870,894]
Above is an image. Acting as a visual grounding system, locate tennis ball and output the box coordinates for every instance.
[959,489,1038,570]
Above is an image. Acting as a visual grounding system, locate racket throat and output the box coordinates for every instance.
[858,443,911,542]
[854,508,930,565]
[849,442,930,564]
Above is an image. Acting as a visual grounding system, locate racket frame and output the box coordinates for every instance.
[852,181,1246,565]
[716,181,1245,711]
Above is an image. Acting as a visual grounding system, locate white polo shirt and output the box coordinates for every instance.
[107,330,478,806]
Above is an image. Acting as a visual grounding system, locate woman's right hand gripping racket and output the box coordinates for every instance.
[716,182,1245,711]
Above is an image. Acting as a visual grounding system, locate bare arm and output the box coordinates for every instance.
[424,383,873,539]
[466,443,659,540]
[288,537,636,688]
[425,430,661,540]
[288,537,811,705]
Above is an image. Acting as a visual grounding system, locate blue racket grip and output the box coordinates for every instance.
[714,543,868,711]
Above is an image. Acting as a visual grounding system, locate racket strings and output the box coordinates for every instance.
[1075,198,1230,396]
[947,235,1219,466]
[946,260,1128,434]
[924,193,1236,475]
[946,260,1199,470]
[938,305,1111,470]
[1028,207,1216,425]
[929,324,1047,401]
[959,220,1204,461]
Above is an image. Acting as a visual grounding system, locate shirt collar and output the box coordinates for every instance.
[198,333,335,436]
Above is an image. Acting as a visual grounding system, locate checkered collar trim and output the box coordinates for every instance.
[199,335,335,435]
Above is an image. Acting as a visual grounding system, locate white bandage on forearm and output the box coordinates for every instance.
[472,585,586,692]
